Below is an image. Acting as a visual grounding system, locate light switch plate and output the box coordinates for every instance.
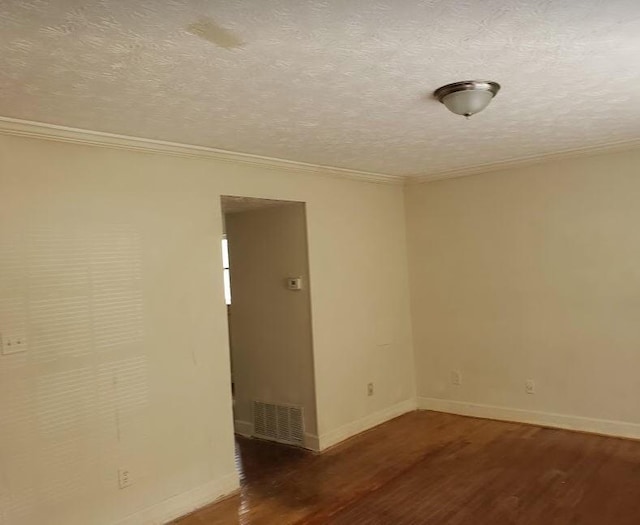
[1,334,28,355]
[287,277,302,290]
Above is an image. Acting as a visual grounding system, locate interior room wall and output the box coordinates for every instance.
[0,132,415,525]
[225,203,317,446]
[406,148,640,437]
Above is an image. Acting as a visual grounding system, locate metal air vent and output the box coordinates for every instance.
[253,401,304,446]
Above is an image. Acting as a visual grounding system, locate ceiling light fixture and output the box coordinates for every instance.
[434,80,501,118]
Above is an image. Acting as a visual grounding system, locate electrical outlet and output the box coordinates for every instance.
[118,468,132,489]
[525,379,536,395]
[367,382,374,396]
[1,334,28,355]
[451,370,462,386]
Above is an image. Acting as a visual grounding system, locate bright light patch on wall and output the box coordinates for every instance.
[222,237,231,305]
[0,223,149,521]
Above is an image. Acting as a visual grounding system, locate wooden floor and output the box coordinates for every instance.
[173,411,640,524]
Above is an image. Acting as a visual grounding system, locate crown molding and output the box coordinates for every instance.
[406,137,640,185]
[4,116,637,187]
[0,116,402,185]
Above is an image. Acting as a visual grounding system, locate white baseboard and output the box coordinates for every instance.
[304,432,321,451]
[319,398,417,450]
[114,471,239,525]
[418,397,640,440]
[234,419,252,437]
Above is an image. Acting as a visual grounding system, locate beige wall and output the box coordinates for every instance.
[226,203,317,443]
[406,148,640,433]
[0,133,415,525]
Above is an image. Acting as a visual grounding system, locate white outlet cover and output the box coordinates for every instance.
[118,469,132,489]
[525,379,536,394]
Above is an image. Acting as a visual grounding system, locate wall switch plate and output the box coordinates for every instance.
[525,379,536,395]
[367,382,374,396]
[1,334,28,355]
[118,469,132,489]
[287,277,302,290]
[451,370,462,386]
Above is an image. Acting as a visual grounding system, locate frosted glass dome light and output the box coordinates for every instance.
[434,80,501,118]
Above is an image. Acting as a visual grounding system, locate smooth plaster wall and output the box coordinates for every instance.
[226,204,317,443]
[0,133,415,525]
[406,148,640,431]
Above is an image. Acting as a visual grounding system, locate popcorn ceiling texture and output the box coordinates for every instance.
[1,0,639,177]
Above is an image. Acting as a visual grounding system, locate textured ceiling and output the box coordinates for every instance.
[1,0,639,178]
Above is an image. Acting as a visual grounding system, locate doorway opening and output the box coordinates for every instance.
[220,195,318,467]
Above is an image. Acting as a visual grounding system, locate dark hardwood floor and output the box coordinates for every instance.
[172,411,640,524]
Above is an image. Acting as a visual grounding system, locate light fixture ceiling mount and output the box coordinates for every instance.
[434,80,501,118]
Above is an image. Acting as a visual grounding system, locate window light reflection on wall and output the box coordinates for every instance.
[222,237,231,305]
